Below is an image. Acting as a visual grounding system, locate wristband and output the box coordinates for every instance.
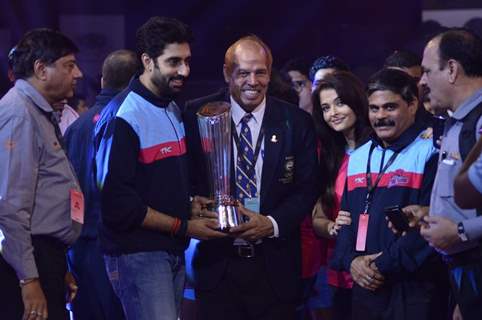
[176,219,188,238]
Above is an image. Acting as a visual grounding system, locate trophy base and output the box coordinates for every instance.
[213,202,242,232]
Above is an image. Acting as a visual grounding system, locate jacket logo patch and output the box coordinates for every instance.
[160,146,172,155]
[388,169,409,188]
[354,177,365,184]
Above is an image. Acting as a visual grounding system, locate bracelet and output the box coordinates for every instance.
[19,278,37,287]
[170,218,181,237]
[175,219,188,238]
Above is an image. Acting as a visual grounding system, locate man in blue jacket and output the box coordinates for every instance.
[64,49,139,320]
[331,68,447,320]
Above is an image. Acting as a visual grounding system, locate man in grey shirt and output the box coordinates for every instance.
[419,28,482,320]
[0,28,83,320]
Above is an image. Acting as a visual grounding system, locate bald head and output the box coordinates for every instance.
[224,35,273,77]
[223,36,272,112]
[102,49,139,90]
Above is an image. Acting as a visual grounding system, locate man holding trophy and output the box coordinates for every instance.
[184,35,320,320]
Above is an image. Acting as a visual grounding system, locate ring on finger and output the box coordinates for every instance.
[30,311,37,315]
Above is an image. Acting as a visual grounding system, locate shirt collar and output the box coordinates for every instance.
[453,87,482,120]
[15,79,54,113]
[230,96,267,126]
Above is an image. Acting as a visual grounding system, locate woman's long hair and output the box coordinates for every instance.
[312,71,371,210]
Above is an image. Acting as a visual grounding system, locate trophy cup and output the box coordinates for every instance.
[197,101,242,231]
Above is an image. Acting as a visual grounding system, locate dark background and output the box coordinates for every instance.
[0,0,479,104]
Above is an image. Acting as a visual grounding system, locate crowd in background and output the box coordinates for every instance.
[0,15,482,320]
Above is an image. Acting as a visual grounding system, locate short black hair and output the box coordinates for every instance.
[437,28,482,77]
[367,68,418,105]
[12,28,79,80]
[384,50,421,69]
[136,16,193,62]
[102,50,139,91]
[309,55,350,81]
[281,58,311,78]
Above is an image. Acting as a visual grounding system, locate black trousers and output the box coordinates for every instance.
[0,235,68,320]
[447,251,482,320]
[196,246,297,320]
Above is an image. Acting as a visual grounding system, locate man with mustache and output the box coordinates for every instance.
[183,35,319,319]
[419,28,482,320]
[94,17,226,320]
[331,68,447,320]
[0,28,83,320]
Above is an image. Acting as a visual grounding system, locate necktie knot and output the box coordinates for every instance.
[241,113,253,125]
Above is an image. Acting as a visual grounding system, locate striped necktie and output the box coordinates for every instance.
[235,113,258,200]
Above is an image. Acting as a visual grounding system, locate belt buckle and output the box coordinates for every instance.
[237,244,255,258]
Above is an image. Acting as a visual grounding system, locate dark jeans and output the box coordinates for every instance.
[67,238,125,320]
[104,250,185,320]
[0,235,69,320]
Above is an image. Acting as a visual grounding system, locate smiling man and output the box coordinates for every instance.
[94,17,226,320]
[0,28,83,320]
[331,68,447,320]
[184,35,319,320]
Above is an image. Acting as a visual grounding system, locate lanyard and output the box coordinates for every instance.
[232,119,264,179]
[364,143,399,213]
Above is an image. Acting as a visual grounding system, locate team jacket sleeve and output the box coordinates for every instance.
[330,185,357,272]
[0,115,39,280]
[101,117,148,231]
[374,152,438,274]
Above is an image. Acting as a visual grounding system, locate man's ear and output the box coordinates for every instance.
[33,59,47,81]
[141,53,153,72]
[408,96,419,117]
[447,59,459,84]
[223,64,230,84]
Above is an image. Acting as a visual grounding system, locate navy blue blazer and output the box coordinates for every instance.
[183,89,320,302]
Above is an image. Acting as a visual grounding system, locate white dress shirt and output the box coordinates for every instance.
[230,96,279,237]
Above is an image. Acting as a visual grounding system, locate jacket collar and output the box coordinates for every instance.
[129,76,172,107]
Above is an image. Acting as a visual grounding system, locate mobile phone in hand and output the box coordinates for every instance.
[384,205,410,233]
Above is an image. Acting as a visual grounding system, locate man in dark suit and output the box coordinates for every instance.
[184,35,319,320]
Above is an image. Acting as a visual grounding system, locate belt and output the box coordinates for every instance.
[234,243,261,258]
[443,246,482,269]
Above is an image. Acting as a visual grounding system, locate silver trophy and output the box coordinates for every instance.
[197,101,242,231]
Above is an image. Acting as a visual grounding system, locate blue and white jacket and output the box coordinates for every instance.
[94,77,190,255]
[331,124,439,277]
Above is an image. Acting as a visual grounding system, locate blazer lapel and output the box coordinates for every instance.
[260,98,285,204]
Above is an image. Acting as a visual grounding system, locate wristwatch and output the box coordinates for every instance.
[19,278,37,287]
[457,222,469,242]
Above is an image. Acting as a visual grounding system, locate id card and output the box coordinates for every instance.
[356,213,369,251]
[244,197,260,213]
[70,189,85,224]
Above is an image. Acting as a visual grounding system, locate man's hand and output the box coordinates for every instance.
[21,279,48,320]
[329,210,351,236]
[420,216,460,251]
[350,253,384,291]
[387,205,429,236]
[229,205,274,241]
[191,196,217,220]
[65,272,78,303]
[187,219,227,240]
